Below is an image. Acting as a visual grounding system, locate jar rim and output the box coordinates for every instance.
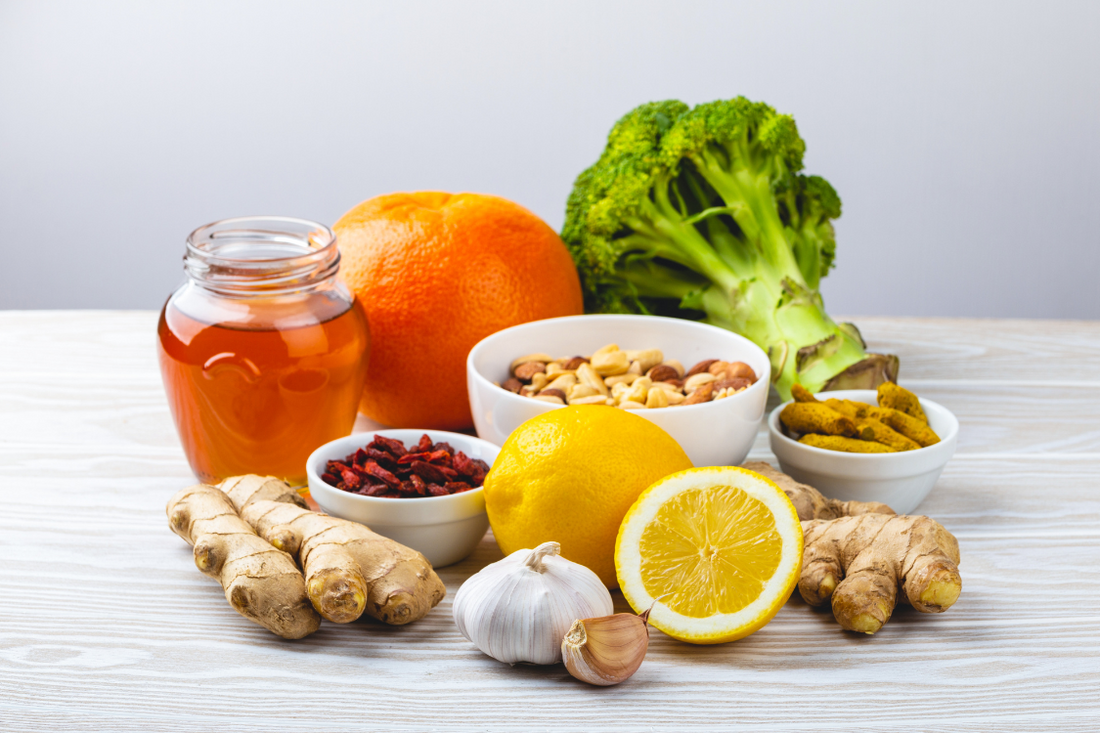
[184,216,340,296]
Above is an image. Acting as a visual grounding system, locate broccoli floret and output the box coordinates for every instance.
[562,97,894,399]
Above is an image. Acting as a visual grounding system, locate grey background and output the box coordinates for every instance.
[1,1,1097,318]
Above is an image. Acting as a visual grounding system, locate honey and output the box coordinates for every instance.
[157,216,370,484]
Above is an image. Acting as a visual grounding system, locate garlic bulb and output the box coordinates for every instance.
[453,541,613,664]
[562,611,650,686]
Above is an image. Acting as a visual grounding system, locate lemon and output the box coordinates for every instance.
[615,466,803,644]
[483,406,693,587]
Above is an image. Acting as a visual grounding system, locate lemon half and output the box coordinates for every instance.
[615,466,803,644]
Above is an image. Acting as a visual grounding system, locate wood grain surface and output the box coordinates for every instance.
[1,311,1098,732]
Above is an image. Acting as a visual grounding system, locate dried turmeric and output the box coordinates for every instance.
[878,382,927,423]
[799,434,896,453]
[780,402,861,437]
[859,405,939,447]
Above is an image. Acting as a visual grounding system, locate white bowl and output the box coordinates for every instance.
[767,389,959,514]
[306,430,499,567]
[466,314,771,467]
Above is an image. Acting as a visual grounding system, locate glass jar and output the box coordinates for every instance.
[157,216,370,484]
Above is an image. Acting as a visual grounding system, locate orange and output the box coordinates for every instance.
[334,192,583,429]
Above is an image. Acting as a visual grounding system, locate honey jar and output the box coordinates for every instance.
[157,216,370,484]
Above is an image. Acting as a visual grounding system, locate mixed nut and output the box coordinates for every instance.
[500,344,758,409]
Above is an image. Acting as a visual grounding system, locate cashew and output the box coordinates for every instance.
[618,400,647,410]
[627,360,644,375]
[610,382,632,402]
[570,395,613,406]
[624,349,663,374]
[684,372,716,392]
[664,390,686,405]
[624,377,652,405]
[592,344,620,359]
[651,380,683,393]
[591,350,630,376]
[543,373,578,393]
[604,373,640,387]
[511,353,554,372]
[576,362,610,395]
[645,387,670,409]
[530,373,550,391]
[567,384,599,401]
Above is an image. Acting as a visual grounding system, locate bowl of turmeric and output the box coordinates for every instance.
[767,384,958,514]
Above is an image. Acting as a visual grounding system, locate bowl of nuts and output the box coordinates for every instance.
[466,314,771,467]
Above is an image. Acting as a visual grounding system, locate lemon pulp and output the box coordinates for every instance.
[638,484,782,618]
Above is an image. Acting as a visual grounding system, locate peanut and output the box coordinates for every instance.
[627,360,644,376]
[533,395,565,405]
[618,400,647,410]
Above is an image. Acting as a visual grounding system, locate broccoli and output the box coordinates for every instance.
[562,97,897,399]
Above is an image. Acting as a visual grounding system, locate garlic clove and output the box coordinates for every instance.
[561,611,649,686]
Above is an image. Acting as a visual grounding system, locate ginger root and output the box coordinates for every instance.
[744,462,961,634]
[166,484,321,639]
[218,475,446,626]
[744,462,894,521]
[801,514,961,634]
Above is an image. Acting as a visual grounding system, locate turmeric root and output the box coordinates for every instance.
[166,484,321,639]
[780,402,862,438]
[743,463,961,634]
[801,514,962,634]
[800,434,896,453]
[218,475,446,626]
[859,405,940,447]
[852,417,920,451]
[878,382,927,423]
[790,384,819,403]
[744,462,894,521]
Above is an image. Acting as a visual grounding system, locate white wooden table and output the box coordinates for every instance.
[2,312,1098,732]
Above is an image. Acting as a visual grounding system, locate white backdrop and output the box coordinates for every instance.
[1,0,1097,318]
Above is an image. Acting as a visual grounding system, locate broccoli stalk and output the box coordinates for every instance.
[563,98,897,399]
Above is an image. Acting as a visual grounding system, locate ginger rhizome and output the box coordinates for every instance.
[218,475,446,625]
[744,462,962,634]
[801,514,961,634]
[166,484,321,639]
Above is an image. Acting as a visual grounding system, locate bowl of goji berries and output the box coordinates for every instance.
[306,430,499,567]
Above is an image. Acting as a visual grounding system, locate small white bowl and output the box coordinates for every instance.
[306,430,499,567]
[466,314,771,467]
[767,389,959,514]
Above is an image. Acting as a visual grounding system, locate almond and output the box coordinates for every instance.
[687,359,720,377]
[510,353,554,372]
[514,361,547,381]
[563,356,589,370]
[539,388,568,402]
[646,364,679,383]
[502,377,524,394]
[681,382,716,405]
